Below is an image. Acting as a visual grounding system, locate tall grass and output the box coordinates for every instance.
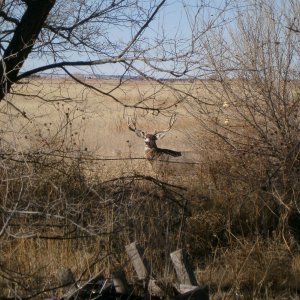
[0,79,299,299]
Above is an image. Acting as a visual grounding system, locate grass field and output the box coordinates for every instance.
[0,78,299,299]
[3,78,196,154]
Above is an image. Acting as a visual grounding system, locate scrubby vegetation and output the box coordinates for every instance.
[1,0,300,299]
[0,79,299,299]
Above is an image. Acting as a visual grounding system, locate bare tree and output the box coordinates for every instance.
[0,1,181,298]
[185,0,300,239]
[0,0,168,103]
[5,1,295,298]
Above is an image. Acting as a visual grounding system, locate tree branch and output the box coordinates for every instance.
[0,0,56,101]
[118,0,167,58]
[0,10,19,25]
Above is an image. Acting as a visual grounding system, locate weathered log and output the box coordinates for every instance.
[125,242,165,297]
[170,249,198,286]
[125,242,150,280]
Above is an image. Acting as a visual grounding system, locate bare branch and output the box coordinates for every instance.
[0,10,19,25]
[154,113,177,135]
[118,0,167,58]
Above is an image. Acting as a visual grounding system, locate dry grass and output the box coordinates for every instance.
[0,79,299,299]
[3,79,195,157]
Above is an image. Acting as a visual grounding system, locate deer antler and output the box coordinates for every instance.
[154,113,177,135]
[127,116,137,132]
[168,113,177,130]
[127,116,146,138]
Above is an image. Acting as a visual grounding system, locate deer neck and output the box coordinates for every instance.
[144,141,157,150]
[144,143,158,159]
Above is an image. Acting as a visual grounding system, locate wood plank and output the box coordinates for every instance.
[125,242,150,280]
[170,249,198,286]
[125,243,167,298]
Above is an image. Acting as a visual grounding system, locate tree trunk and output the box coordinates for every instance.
[0,0,56,101]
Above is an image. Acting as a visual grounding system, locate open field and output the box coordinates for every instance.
[0,79,300,299]
[3,79,197,153]
[1,79,203,181]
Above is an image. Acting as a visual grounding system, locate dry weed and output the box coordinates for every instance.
[0,79,299,299]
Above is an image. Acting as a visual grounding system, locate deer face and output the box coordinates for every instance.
[130,131,167,149]
[144,133,160,148]
[128,115,181,157]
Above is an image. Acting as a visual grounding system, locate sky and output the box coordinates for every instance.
[21,0,199,76]
[11,0,289,77]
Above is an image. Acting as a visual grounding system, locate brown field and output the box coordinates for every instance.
[2,79,203,181]
[4,79,197,153]
[0,79,299,299]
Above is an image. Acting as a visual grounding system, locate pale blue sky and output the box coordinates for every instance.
[22,0,231,76]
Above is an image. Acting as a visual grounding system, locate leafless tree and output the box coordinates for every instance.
[184,0,300,239]
[0,1,183,298]
[0,0,170,104]
[4,1,288,298]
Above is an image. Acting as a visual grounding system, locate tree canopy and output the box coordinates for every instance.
[0,0,169,101]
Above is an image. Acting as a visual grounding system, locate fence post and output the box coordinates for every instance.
[125,242,165,297]
[125,242,150,280]
[170,249,198,286]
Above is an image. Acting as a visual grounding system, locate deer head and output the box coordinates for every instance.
[127,114,177,149]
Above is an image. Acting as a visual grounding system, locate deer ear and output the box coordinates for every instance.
[154,132,167,140]
[135,129,146,138]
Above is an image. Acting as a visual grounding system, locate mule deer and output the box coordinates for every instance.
[127,115,181,170]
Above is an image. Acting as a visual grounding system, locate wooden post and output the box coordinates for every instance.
[125,242,165,297]
[125,242,150,280]
[170,249,198,286]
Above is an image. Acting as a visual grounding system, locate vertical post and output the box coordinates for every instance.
[125,242,166,297]
[125,242,150,280]
[170,249,198,286]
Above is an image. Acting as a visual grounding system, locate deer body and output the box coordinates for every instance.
[128,116,182,168]
[144,136,181,162]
